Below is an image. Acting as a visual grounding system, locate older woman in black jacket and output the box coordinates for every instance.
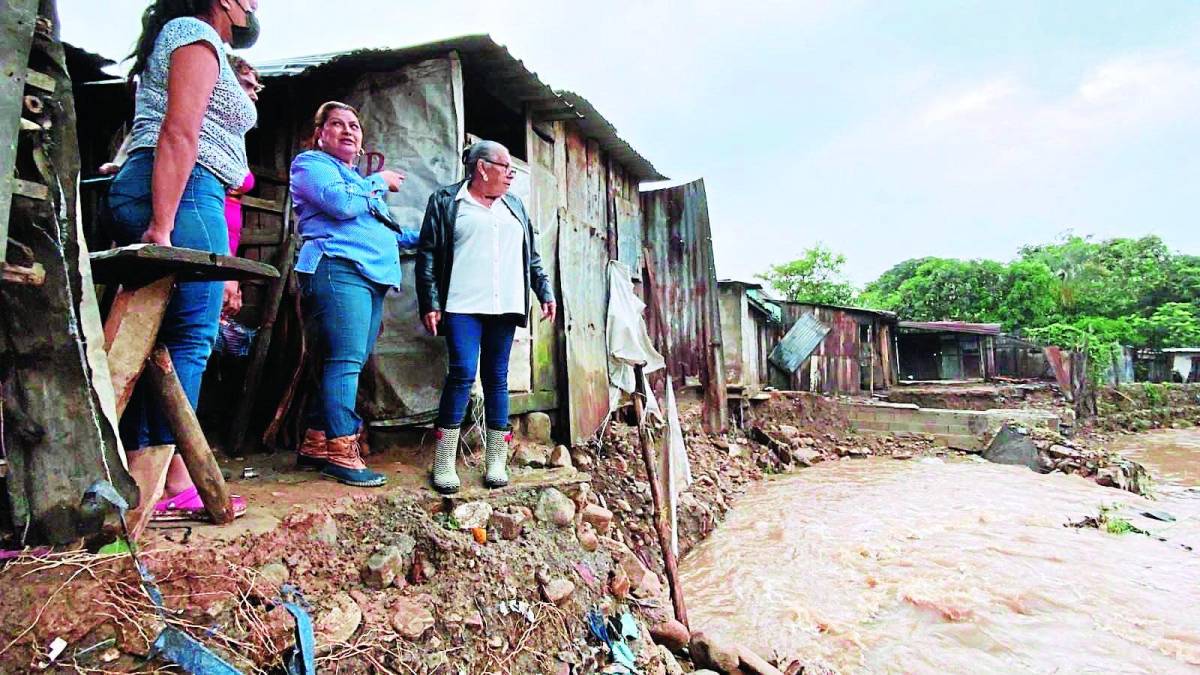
[416,140,555,494]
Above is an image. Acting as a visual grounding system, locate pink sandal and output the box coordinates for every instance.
[152,487,248,522]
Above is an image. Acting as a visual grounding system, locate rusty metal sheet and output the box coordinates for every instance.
[769,313,830,374]
[0,0,38,264]
[560,129,611,443]
[642,179,727,432]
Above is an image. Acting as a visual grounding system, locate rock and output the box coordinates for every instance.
[302,513,339,546]
[390,597,435,640]
[362,545,406,589]
[982,424,1046,473]
[728,444,744,459]
[604,538,664,600]
[408,549,437,584]
[1046,444,1079,459]
[609,564,631,599]
[513,445,549,468]
[536,487,576,527]
[542,578,576,605]
[657,645,687,675]
[453,501,493,530]
[490,508,529,540]
[790,448,820,467]
[649,619,691,652]
[549,445,573,469]
[581,504,614,535]
[778,424,801,440]
[577,521,600,552]
[258,562,289,587]
[572,450,594,469]
[523,412,553,445]
[465,611,485,631]
[796,436,815,447]
[690,631,741,673]
[615,498,634,513]
[315,592,362,646]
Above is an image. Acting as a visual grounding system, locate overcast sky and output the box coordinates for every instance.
[59,1,1200,285]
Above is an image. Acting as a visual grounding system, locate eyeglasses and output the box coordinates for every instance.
[241,81,265,95]
[482,158,516,178]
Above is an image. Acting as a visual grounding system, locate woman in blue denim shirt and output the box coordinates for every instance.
[107,0,261,521]
[290,101,417,487]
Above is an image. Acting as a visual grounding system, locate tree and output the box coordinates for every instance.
[857,257,935,310]
[889,258,1005,322]
[759,244,856,305]
[1143,303,1200,348]
[996,260,1060,331]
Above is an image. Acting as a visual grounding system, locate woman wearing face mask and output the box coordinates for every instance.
[106,0,261,521]
[290,101,417,487]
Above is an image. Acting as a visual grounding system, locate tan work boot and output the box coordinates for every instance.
[323,435,387,487]
[297,428,327,470]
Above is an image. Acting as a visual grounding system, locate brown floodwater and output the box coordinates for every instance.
[680,432,1200,674]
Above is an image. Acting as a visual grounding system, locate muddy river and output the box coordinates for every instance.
[680,430,1200,674]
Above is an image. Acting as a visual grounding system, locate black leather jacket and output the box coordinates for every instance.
[415,181,554,330]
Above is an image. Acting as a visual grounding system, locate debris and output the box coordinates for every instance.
[690,631,740,673]
[314,592,362,647]
[35,637,67,670]
[577,521,600,552]
[490,507,530,540]
[513,445,549,468]
[152,627,242,675]
[242,467,259,479]
[1142,510,1176,522]
[362,546,407,589]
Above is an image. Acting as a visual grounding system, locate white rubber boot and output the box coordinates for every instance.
[431,427,461,494]
[484,427,512,488]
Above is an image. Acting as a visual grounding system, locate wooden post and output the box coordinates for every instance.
[633,363,689,628]
[145,345,235,524]
[228,223,297,454]
[103,276,174,417]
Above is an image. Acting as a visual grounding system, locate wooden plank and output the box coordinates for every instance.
[0,0,37,265]
[0,261,45,286]
[104,277,174,417]
[13,178,49,201]
[237,227,284,247]
[145,346,235,524]
[509,390,557,416]
[240,195,285,214]
[122,445,175,542]
[25,69,55,93]
[89,244,279,285]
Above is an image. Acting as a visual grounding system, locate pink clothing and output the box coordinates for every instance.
[225,172,255,255]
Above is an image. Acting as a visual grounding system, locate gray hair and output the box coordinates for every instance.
[462,140,508,180]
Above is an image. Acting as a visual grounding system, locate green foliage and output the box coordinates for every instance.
[760,244,856,305]
[1142,303,1200,348]
[1143,382,1166,408]
[1025,322,1124,384]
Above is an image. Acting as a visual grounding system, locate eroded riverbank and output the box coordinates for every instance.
[680,437,1200,674]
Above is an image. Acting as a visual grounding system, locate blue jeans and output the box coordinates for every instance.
[107,150,228,449]
[437,313,518,430]
[299,256,387,438]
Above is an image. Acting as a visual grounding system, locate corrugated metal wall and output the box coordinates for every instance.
[773,303,896,394]
[642,180,727,432]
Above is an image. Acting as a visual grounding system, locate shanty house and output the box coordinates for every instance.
[897,321,1000,381]
[70,35,728,448]
[1163,348,1200,383]
[717,280,778,392]
[769,302,899,395]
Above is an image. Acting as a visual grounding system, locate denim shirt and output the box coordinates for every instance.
[291,150,419,287]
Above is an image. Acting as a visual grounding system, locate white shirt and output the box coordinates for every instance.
[445,183,527,315]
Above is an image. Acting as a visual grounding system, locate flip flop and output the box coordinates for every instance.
[153,487,248,522]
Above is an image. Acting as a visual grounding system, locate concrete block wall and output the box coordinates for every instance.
[844,402,1060,451]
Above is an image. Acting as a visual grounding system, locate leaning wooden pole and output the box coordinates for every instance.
[145,346,235,524]
[633,363,689,628]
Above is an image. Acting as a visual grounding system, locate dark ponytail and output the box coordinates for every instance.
[127,0,218,83]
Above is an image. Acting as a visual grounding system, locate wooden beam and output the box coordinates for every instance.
[25,69,55,93]
[240,195,285,214]
[534,110,583,122]
[145,346,235,524]
[104,276,174,417]
[13,178,49,201]
[0,261,45,286]
[237,227,284,247]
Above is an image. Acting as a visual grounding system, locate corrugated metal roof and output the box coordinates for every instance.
[252,35,665,182]
[899,321,1003,336]
[769,313,831,373]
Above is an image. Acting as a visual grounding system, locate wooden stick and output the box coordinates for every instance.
[145,345,235,524]
[633,363,689,628]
